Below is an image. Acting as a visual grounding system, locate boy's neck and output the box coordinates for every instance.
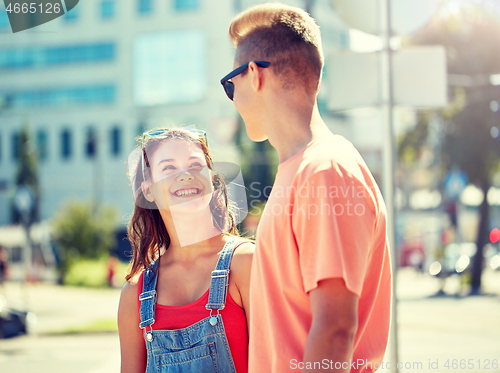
[266,101,330,163]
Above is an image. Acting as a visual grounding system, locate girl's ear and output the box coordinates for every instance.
[141,181,155,202]
[211,171,217,191]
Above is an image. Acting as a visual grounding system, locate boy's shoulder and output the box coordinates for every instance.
[295,135,363,178]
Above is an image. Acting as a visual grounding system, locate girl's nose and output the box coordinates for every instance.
[176,170,194,182]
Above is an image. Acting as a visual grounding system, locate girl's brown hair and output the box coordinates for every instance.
[125,128,239,281]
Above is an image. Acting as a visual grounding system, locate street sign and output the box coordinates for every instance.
[327,52,380,110]
[444,170,468,200]
[14,186,34,215]
[331,0,441,36]
[393,46,447,107]
[327,46,447,111]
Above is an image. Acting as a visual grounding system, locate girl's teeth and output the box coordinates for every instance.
[176,188,198,196]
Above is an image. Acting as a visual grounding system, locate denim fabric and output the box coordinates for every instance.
[139,239,241,373]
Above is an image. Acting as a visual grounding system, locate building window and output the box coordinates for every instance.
[36,130,48,161]
[174,0,199,11]
[45,43,115,66]
[0,6,9,30]
[85,127,97,159]
[61,129,72,160]
[64,4,79,23]
[110,126,121,156]
[0,43,116,70]
[138,0,152,14]
[2,85,116,108]
[133,31,207,105]
[11,132,20,161]
[101,0,115,19]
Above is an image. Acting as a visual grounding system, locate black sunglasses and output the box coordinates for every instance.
[220,61,271,101]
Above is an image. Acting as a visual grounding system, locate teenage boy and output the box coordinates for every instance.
[221,3,392,373]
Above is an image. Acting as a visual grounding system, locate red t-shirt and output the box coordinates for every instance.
[137,271,248,373]
[249,134,392,373]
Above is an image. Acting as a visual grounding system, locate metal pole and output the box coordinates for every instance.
[23,218,32,283]
[91,129,100,215]
[380,0,399,370]
[304,0,316,14]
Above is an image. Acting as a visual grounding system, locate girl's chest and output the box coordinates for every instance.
[154,262,241,307]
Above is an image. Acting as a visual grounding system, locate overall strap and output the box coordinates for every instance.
[139,259,160,329]
[206,239,242,310]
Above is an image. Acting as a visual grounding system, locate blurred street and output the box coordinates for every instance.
[384,269,500,373]
[1,269,499,373]
[0,284,122,373]
[0,333,119,373]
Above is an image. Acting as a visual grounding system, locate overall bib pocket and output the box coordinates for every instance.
[155,342,218,373]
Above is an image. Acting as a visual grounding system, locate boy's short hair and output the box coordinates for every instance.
[229,3,324,94]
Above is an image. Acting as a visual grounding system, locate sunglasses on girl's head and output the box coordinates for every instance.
[141,128,208,181]
[220,61,271,101]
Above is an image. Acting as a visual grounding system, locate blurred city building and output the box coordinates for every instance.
[0,0,352,229]
[2,1,499,275]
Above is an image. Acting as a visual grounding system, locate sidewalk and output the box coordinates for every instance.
[0,269,499,373]
[382,268,500,373]
[0,333,120,373]
[0,282,122,373]
[0,282,122,335]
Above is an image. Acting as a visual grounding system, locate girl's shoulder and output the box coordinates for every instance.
[226,235,254,256]
[120,270,145,302]
[228,237,254,275]
[119,278,141,317]
[226,237,253,308]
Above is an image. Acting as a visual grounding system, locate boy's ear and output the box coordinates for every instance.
[141,181,155,202]
[249,61,263,93]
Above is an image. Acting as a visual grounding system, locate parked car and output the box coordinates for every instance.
[399,239,425,270]
[484,243,500,271]
[428,242,477,278]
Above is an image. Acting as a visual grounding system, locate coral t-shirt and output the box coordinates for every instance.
[248,134,392,373]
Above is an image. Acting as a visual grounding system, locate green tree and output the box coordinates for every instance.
[235,116,278,208]
[52,201,117,283]
[400,3,500,294]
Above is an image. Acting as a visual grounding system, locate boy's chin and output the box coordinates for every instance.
[246,127,268,142]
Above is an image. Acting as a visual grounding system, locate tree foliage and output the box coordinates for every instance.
[412,4,500,75]
[411,5,500,183]
[51,202,117,283]
[401,2,500,293]
[397,112,430,164]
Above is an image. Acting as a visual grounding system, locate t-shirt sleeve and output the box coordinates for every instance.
[292,167,377,297]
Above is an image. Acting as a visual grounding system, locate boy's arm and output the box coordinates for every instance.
[302,277,359,373]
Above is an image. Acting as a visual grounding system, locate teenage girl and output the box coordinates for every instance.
[118,128,253,373]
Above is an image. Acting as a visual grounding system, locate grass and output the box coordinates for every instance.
[64,257,129,288]
[44,319,118,336]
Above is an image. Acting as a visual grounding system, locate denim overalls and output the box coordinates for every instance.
[139,239,241,373]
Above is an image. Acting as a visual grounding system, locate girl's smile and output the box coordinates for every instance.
[143,139,213,212]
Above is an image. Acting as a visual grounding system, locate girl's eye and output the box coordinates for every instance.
[190,162,203,168]
[163,165,176,171]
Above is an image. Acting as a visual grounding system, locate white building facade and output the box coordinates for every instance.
[0,0,350,227]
